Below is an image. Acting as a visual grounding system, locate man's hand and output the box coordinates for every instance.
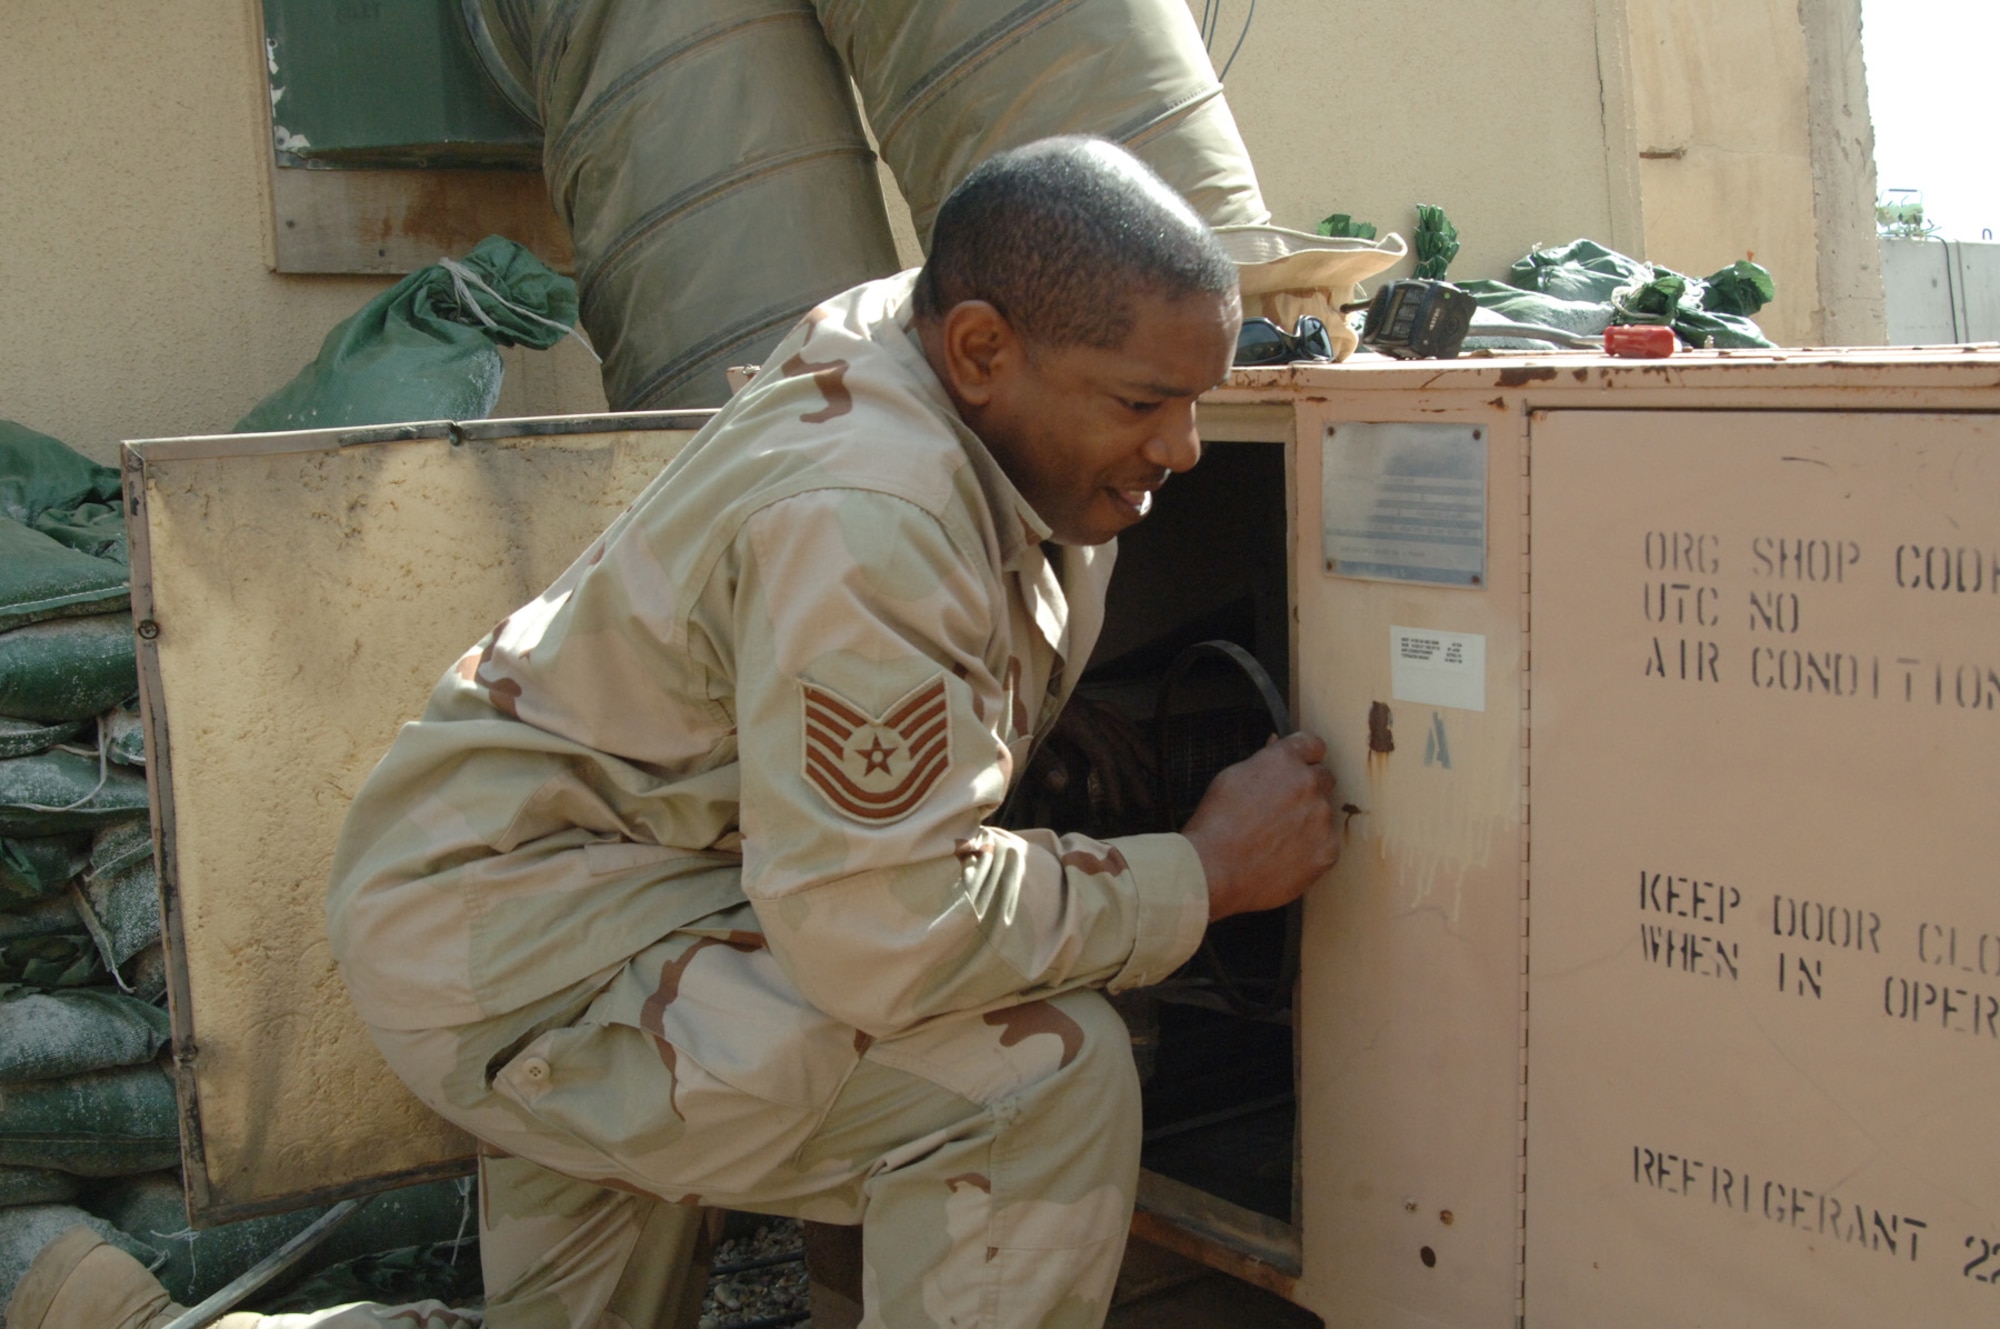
[1180,732,1342,922]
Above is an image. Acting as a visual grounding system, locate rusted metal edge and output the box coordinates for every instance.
[1134,1168,1302,1293]
[1194,400,1294,445]
[186,1156,477,1230]
[125,412,721,465]
[124,429,377,463]
[457,410,717,440]
[1515,408,1536,1316]
[1213,353,2000,404]
[122,445,213,1221]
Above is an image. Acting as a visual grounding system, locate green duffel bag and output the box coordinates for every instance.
[0,1062,180,1176]
[0,615,137,724]
[0,748,149,837]
[0,833,89,909]
[0,1204,160,1317]
[0,1164,81,1208]
[0,989,170,1083]
[0,518,128,636]
[0,717,86,762]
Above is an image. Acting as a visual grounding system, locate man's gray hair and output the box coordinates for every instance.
[915,137,1237,349]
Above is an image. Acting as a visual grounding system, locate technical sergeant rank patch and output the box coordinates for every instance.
[800,675,952,824]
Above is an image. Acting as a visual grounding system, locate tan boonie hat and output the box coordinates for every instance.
[1214,223,1409,361]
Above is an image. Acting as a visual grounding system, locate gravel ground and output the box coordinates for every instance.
[702,1217,810,1328]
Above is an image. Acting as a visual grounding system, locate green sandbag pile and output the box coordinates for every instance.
[0,469,184,1321]
[0,422,157,1018]
[0,422,483,1319]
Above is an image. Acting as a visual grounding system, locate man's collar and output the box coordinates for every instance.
[886,274,1054,572]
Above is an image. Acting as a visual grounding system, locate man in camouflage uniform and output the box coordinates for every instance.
[11,138,1341,1329]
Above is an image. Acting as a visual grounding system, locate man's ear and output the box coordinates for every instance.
[935,301,1017,408]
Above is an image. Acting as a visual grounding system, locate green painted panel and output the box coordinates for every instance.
[264,0,540,169]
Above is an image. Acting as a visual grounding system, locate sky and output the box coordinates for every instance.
[1861,0,2000,241]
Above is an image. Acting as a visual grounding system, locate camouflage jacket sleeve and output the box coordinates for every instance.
[725,487,1210,1037]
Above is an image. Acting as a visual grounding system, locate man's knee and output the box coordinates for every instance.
[994,990,1142,1162]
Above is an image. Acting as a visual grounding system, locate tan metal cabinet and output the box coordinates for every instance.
[129,347,2000,1325]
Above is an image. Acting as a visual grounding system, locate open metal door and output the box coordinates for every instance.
[1281,389,1530,1327]
[125,413,704,1223]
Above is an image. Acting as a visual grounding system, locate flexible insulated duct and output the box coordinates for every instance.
[466,0,902,410]
[465,0,1271,409]
[811,0,1270,242]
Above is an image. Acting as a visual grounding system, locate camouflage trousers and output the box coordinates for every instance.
[359,902,1142,1329]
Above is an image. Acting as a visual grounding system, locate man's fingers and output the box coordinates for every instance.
[1279,731,1328,763]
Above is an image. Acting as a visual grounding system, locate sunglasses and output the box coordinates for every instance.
[1234,315,1335,366]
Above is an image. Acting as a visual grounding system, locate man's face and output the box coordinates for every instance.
[970,289,1242,545]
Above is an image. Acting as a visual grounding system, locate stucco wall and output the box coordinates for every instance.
[13,0,1860,466]
[1189,0,1644,285]
[0,0,607,466]
[1627,0,1819,346]
[1625,0,1884,347]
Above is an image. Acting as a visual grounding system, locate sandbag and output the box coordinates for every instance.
[0,1204,160,1317]
[97,1173,477,1308]
[0,989,170,1083]
[95,1172,320,1307]
[235,235,580,433]
[88,818,150,879]
[0,518,129,635]
[0,717,86,763]
[257,1240,482,1318]
[0,748,150,837]
[0,1063,180,1176]
[0,834,89,909]
[0,935,102,990]
[0,894,83,944]
[0,422,127,564]
[0,1164,80,1208]
[0,893,98,989]
[80,819,160,968]
[124,944,168,1005]
[0,615,137,724]
[307,1177,477,1270]
[106,700,146,768]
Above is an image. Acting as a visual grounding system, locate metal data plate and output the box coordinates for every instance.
[1526,410,2000,1326]
[126,414,705,1222]
[1321,422,1488,588]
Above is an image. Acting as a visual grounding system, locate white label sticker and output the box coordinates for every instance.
[1391,626,1486,712]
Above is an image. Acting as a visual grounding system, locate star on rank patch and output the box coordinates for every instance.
[800,676,952,824]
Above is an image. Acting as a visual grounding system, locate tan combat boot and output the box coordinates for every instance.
[5,1225,184,1329]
